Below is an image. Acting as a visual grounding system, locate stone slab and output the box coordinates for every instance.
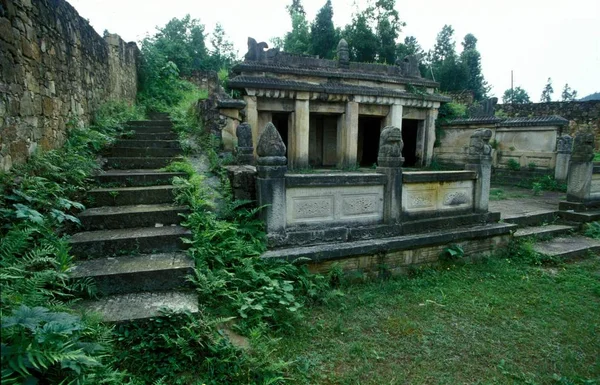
[114,140,181,149]
[126,120,174,128]
[403,170,476,183]
[132,133,178,141]
[69,225,191,258]
[533,236,600,258]
[104,147,182,158]
[514,224,575,239]
[78,204,188,230]
[69,252,194,295]
[558,210,600,223]
[285,172,387,187]
[104,157,177,170]
[80,291,198,323]
[503,211,558,227]
[95,169,186,187]
[87,185,176,207]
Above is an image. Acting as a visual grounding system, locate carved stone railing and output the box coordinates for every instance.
[256,124,496,248]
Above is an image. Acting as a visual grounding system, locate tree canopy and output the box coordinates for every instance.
[311,0,337,59]
[502,87,531,104]
[540,78,554,102]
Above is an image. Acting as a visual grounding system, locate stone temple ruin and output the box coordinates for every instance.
[226,37,450,170]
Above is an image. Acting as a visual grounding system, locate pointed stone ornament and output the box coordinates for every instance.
[257,122,286,158]
[337,39,350,68]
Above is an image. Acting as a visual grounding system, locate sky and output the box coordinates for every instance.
[69,0,600,100]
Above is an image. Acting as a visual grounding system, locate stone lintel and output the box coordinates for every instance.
[403,171,477,183]
[285,173,386,188]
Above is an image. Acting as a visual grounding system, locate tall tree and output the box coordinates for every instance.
[430,25,456,63]
[207,23,237,70]
[502,87,531,104]
[311,0,337,59]
[427,25,467,92]
[396,36,426,76]
[343,13,378,62]
[459,33,489,100]
[540,77,554,102]
[286,0,305,16]
[371,0,405,64]
[284,10,312,54]
[561,83,578,101]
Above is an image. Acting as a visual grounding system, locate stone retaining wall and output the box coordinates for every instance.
[497,101,600,150]
[0,0,139,171]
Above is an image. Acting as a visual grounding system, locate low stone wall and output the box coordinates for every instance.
[0,0,139,172]
[592,165,600,199]
[497,101,600,150]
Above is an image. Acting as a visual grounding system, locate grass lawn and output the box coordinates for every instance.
[275,255,600,384]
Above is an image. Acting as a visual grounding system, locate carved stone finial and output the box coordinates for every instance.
[571,131,595,163]
[399,55,421,78]
[468,97,498,117]
[256,122,287,167]
[236,122,254,165]
[377,126,404,167]
[468,128,493,158]
[337,39,349,68]
[556,135,573,154]
[244,37,270,63]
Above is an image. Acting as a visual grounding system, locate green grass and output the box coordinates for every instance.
[594,152,600,161]
[275,257,600,384]
[489,188,528,200]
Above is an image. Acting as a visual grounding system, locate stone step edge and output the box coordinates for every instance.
[78,203,188,218]
[513,224,576,238]
[263,222,516,263]
[69,225,191,243]
[69,252,194,278]
[78,291,198,323]
[533,237,600,258]
[89,185,176,193]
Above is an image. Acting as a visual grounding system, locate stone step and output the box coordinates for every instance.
[104,157,177,170]
[558,210,600,224]
[69,252,194,296]
[126,120,173,128]
[104,147,182,158]
[87,185,176,207]
[79,291,198,323]
[514,224,576,239]
[147,112,171,120]
[78,204,188,230]
[95,169,185,187]
[114,140,181,149]
[69,225,191,258]
[125,126,173,134]
[132,132,178,141]
[533,236,600,259]
[503,211,558,227]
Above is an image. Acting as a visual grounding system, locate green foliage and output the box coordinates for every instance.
[584,221,600,239]
[594,152,600,161]
[343,13,378,62]
[540,77,554,102]
[531,175,567,193]
[434,102,467,147]
[507,159,521,171]
[502,86,531,104]
[396,36,427,75]
[311,0,337,59]
[459,34,490,100]
[284,10,312,55]
[439,244,465,262]
[532,182,543,196]
[112,311,288,384]
[561,83,578,101]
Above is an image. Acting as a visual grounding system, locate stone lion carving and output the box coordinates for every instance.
[245,37,279,63]
[377,126,404,167]
[571,131,595,163]
[468,128,493,157]
[398,55,421,78]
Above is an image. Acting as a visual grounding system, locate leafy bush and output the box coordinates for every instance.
[506,159,521,171]
[584,221,600,239]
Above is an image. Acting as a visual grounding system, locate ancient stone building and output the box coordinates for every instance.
[228,38,450,169]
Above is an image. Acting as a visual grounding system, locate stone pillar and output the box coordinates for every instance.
[337,101,358,168]
[385,103,403,130]
[293,94,310,169]
[256,123,288,234]
[235,122,254,165]
[257,112,272,139]
[376,126,404,224]
[244,95,258,152]
[555,135,572,182]
[423,108,438,166]
[465,129,493,212]
[566,131,595,202]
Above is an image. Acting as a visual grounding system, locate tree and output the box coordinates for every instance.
[371,0,405,64]
[286,0,305,16]
[310,0,337,59]
[207,23,237,70]
[502,87,531,104]
[396,36,427,76]
[343,13,378,62]
[430,25,456,63]
[459,33,489,100]
[540,77,554,102]
[561,83,578,101]
[426,25,467,92]
[284,8,311,54]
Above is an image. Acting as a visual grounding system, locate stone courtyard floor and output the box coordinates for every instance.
[488,185,565,220]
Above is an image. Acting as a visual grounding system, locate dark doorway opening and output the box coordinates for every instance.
[402,119,419,167]
[272,113,289,157]
[358,116,382,167]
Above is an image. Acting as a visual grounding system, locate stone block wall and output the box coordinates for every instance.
[0,0,139,172]
[497,101,600,150]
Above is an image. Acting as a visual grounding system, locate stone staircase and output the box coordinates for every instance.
[69,117,198,322]
[507,210,600,259]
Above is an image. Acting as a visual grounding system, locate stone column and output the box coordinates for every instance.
[566,131,595,202]
[337,101,359,168]
[244,95,258,152]
[554,135,572,182]
[235,122,254,165]
[293,93,310,169]
[465,129,493,212]
[385,103,403,130]
[256,123,288,235]
[257,112,272,139]
[422,108,438,167]
[376,126,404,224]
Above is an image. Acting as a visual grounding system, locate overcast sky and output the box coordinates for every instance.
[70,0,599,100]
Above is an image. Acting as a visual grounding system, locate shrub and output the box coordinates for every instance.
[506,159,521,171]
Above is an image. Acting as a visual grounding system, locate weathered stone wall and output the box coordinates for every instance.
[0,0,139,171]
[497,101,600,150]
